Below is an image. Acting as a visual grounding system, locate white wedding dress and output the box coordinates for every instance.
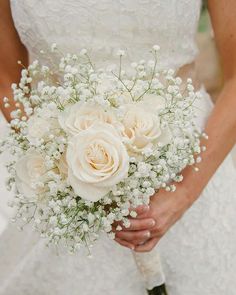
[0,1,236,294]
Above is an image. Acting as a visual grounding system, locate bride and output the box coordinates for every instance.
[0,1,236,294]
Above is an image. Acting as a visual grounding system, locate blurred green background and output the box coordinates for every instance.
[199,0,209,33]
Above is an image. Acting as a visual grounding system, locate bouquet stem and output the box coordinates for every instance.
[147,284,168,295]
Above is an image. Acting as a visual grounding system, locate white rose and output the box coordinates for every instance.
[66,123,129,202]
[27,115,59,145]
[59,102,119,136]
[27,116,50,144]
[122,94,171,152]
[15,152,47,200]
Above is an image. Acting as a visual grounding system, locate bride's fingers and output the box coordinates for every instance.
[134,237,159,252]
[130,205,150,216]
[114,238,135,250]
[115,229,151,243]
[121,218,155,231]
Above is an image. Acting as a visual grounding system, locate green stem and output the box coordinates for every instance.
[147,284,168,295]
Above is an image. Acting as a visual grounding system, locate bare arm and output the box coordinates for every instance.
[0,0,28,122]
[181,0,236,198]
[115,0,236,251]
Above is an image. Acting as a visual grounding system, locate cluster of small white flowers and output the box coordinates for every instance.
[0,45,205,253]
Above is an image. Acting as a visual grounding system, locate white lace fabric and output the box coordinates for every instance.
[0,1,236,294]
[10,0,201,69]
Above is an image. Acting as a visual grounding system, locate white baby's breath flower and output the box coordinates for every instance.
[116,225,122,231]
[51,43,57,52]
[130,211,137,218]
[41,66,49,74]
[117,49,125,56]
[153,45,160,51]
[80,49,87,56]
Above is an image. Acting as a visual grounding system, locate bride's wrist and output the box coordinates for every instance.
[176,166,204,209]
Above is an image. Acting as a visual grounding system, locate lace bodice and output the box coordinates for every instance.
[10,0,201,69]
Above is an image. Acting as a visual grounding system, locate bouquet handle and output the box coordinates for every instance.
[133,248,165,290]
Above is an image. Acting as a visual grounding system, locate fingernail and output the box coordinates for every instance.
[149,219,156,227]
[144,231,151,238]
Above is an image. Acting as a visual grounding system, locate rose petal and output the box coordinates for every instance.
[67,169,109,201]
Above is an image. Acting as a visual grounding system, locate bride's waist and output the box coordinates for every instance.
[177,61,201,90]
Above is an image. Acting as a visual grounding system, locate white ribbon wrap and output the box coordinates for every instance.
[133,248,165,290]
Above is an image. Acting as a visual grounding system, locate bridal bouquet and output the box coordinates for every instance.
[1,45,204,253]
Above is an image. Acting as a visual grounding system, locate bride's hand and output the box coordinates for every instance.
[114,184,193,252]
